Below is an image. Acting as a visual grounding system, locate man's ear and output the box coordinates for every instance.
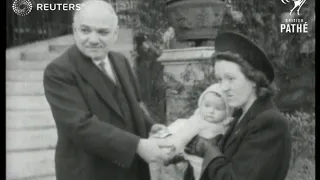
[112,26,119,43]
[72,23,76,33]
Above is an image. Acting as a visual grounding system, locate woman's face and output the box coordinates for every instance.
[214,60,256,109]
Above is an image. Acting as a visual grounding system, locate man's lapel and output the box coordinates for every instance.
[109,52,147,137]
[108,52,137,105]
[222,98,274,151]
[70,45,123,119]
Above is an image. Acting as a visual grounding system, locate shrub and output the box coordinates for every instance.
[284,111,315,167]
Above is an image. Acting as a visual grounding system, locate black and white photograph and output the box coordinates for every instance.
[6,0,315,180]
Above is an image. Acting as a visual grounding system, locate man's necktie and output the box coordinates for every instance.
[98,60,117,84]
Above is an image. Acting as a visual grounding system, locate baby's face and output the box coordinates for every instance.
[199,92,227,123]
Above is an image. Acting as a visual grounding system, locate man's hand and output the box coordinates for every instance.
[136,138,175,163]
[149,123,169,137]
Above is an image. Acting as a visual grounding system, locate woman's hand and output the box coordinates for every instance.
[185,135,221,157]
[150,137,186,166]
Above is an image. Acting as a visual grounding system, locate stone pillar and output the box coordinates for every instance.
[157,0,226,123]
[157,47,215,124]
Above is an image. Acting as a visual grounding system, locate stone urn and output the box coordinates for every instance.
[165,0,227,41]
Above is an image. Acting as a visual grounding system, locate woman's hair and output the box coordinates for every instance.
[211,51,275,99]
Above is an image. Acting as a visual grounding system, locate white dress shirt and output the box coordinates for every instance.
[93,56,117,84]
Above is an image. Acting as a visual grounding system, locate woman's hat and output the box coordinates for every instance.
[214,32,274,82]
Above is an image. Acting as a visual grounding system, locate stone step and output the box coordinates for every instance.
[7,82,44,95]
[48,44,72,53]
[7,96,50,111]
[7,128,57,152]
[7,49,133,71]
[7,60,50,70]
[6,111,55,130]
[7,48,132,70]
[6,70,44,82]
[6,41,51,62]
[47,43,134,52]
[30,175,56,180]
[7,150,55,180]
[20,51,62,61]
[19,45,133,61]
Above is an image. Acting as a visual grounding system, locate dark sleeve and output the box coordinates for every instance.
[123,56,155,132]
[202,115,291,180]
[43,63,140,168]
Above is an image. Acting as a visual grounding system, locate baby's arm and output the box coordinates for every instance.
[166,118,203,152]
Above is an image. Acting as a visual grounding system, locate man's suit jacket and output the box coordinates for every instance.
[43,45,154,180]
[199,98,292,180]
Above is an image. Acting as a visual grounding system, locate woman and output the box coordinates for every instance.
[185,32,292,180]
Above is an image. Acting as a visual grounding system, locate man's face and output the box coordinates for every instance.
[73,10,118,61]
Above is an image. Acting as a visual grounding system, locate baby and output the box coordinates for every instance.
[150,84,233,180]
[154,83,233,152]
[190,82,233,140]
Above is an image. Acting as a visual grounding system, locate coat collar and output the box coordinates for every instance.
[68,45,124,119]
[67,45,148,137]
[222,98,274,151]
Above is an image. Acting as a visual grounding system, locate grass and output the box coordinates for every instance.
[150,157,315,180]
[286,158,315,180]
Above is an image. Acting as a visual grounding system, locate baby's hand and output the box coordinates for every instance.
[222,117,234,125]
[195,117,220,131]
[189,115,209,131]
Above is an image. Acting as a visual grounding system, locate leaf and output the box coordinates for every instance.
[300,39,315,54]
[227,7,245,24]
[253,12,264,26]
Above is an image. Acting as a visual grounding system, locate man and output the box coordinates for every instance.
[43,1,172,180]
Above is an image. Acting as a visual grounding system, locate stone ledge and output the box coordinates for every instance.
[158,47,215,63]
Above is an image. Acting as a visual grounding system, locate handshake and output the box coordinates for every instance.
[136,124,184,165]
[136,123,222,165]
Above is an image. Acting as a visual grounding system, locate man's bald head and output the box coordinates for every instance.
[72,0,119,61]
[73,0,118,28]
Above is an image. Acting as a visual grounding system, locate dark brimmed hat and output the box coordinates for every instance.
[214,32,274,82]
